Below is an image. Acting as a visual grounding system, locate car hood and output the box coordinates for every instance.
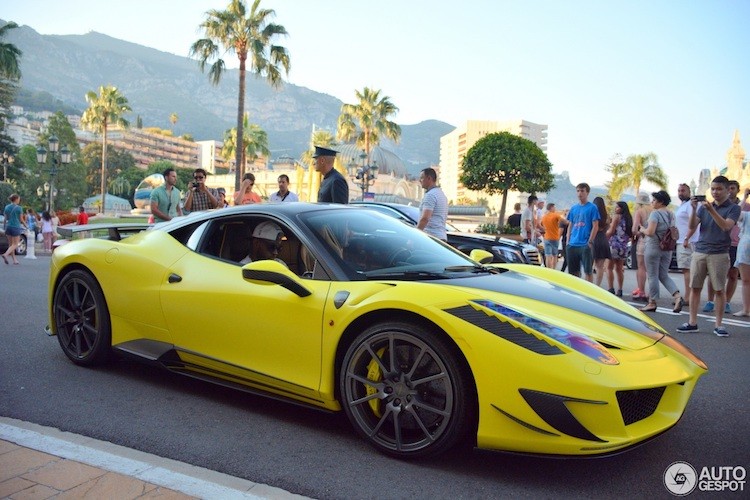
[436,270,664,351]
[449,232,525,248]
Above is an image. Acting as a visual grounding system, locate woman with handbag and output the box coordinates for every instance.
[638,190,683,313]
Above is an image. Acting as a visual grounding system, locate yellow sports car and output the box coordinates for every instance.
[47,203,707,458]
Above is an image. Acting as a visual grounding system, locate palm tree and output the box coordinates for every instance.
[337,87,401,157]
[221,113,270,174]
[604,153,625,202]
[190,0,290,191]
[169,112,178,131]
[81,86,131,214]
[610,152,668,200]
[0,21,22,80]
[301,128,336,167]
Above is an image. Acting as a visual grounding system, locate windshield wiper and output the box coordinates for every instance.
[366,270,450,280]
[443,265,499,274]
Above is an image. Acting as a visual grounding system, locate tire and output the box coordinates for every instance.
[53,269,112,366]
[16,234,27,255]
[340,322,475,458]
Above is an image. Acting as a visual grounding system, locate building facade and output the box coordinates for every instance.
[439,120,548,212]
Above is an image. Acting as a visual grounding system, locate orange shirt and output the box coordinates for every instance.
[541,212,562,240]
[234,191,261,205]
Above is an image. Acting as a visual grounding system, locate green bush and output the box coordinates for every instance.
[477,223,499,234]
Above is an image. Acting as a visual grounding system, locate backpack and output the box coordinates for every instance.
[658,212,678,251]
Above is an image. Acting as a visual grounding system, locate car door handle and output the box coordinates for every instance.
[168,273,182,283]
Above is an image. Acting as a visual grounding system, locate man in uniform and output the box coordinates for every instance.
[314,146,348,204]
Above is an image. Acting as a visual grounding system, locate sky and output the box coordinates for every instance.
[3,0,749,194]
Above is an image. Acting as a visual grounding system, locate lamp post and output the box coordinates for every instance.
[347,151,378,200]
[1,151,14,182]
[36,182,56,212]
[36,136,71,212]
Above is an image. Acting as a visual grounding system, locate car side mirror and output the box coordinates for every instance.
[469,249,494,265]
[241,260,312,297]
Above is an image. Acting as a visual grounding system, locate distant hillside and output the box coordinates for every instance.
[543,172,616,210]
[4,21,453,172]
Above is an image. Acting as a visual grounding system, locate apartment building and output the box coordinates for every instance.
[439,120,548,210]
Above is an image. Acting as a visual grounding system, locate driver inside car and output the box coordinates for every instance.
[240,221,288,267]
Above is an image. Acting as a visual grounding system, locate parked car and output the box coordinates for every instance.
[47,203,707,458]
[625,240,678,270]
[0,215,28,256]
[351,201,542,265]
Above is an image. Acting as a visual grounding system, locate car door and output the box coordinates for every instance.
[159,219,332,401]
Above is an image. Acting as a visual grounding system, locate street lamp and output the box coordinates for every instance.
[36,183,57,212]
[347,151,378,200]
[36,136,71,212]
[1,151,14,182]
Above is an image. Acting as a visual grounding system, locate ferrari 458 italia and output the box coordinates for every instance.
[47,203,707,458]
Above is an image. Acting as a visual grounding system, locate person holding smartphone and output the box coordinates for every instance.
[677,176,741,337]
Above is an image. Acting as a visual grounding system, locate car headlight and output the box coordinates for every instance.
[473,299,619,365]
[493,246,525,264]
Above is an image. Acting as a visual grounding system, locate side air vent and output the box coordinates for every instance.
[616,386,666,425]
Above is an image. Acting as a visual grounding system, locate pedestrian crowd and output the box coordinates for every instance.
[529,175,748,337]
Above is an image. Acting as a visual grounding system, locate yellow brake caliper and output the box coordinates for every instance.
[366,348,386,417]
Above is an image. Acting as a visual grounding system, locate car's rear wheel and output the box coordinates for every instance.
[340,322,474,458]
[53,270,112,366]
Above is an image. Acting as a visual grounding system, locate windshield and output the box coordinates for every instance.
[300,209,492,280]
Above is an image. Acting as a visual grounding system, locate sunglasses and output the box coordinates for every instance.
[265,242,282,253]
[194,176,205,180]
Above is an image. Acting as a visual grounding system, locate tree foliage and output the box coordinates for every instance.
[609,152,667,198]
[81,85,132,213]
[460,132,554,227]
[221,113,270,174]
[81,143,136,202]
[0,22,21,155]
[337,87,401,156]
[191,0,290,191]
[0,22,22,81]
[34,112,87,210]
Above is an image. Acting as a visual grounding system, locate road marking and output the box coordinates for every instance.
[625,302,750,328]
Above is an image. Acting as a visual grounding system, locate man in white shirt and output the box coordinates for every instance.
[520,195,538,244]
[418,167,448,241]
[269,174,299,202]
[675,183,700,301]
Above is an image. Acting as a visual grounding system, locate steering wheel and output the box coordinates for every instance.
[387,248,412,267]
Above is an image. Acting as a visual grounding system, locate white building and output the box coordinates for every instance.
[439,120,548,212]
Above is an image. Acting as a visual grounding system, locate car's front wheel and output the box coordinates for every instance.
[340,322,475,458]
[53,270,112,366]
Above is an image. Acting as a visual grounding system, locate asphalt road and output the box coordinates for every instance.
[1,256,748,499]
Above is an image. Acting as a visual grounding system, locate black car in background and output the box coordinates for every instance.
[0,215,28,256]
[351,201,542,265]
[625,240,678,270]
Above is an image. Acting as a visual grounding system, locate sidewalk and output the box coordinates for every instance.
[0,418,305,500]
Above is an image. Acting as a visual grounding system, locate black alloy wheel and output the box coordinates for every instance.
[340,322,475,458]
[53,270,112,366]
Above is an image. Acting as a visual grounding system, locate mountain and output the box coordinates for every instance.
[4,22,454,174]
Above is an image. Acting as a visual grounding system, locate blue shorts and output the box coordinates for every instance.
[566,245,593,276]
[543,239,559,256]
[5,226,23,237]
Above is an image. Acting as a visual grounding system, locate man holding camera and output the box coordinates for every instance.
[677,176,741,336]
[184,168,219,213]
